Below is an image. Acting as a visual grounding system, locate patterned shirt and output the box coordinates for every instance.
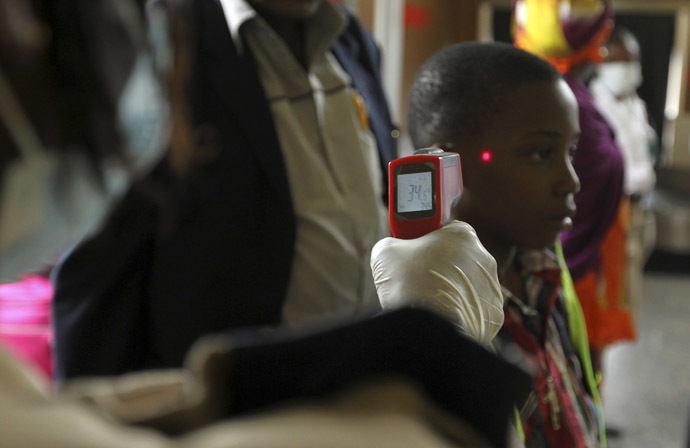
[494,248,600,448]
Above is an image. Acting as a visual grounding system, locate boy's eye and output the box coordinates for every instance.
[530,147,552,162]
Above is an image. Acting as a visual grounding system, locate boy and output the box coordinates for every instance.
[407,42,603,447]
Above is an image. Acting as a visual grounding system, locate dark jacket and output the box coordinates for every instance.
[52,0,397,380]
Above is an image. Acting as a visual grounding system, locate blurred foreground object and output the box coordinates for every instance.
[0,0,180,282]
[1,307,531,447]
[65,307,532,447]
[0,275,53,379]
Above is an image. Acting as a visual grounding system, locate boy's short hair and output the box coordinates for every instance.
[407,42,562,149]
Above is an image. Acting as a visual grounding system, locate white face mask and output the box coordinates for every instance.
[0,51,169,283]
[597,61,643,97]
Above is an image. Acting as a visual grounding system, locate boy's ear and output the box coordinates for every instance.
[433,141,472,160]
[434,141,483,190]
[432,142,459,154]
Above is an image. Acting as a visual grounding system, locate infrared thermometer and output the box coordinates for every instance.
[389,148,463,239]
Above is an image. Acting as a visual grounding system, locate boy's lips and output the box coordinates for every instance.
[546,207,576,231]
[545,216,573,232]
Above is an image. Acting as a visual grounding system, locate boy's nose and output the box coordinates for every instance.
[554,161,580,197]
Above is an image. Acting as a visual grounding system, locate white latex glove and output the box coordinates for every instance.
[370,221,504,345]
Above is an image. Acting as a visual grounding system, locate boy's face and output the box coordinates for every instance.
[452,78,580,254]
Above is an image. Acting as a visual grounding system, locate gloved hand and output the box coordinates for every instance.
[370,221,504,345]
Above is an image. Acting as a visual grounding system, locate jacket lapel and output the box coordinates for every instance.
[198,0,293,209]
[332,17,397,180]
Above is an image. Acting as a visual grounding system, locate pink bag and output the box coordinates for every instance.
[0,275,54,379]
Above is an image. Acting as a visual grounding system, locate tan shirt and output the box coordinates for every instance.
[219,0,388,324]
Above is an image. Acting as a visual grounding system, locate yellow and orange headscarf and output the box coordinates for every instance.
[512,0,614,74]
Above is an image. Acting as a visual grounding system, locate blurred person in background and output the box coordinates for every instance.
[590,26,658,332]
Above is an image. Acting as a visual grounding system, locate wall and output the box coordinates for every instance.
[355,0,375,31]
[361,0,690,164]
[667,7,690,167]
[400,0,479,131]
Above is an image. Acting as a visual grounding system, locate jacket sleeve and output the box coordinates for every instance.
[555,243,607,446]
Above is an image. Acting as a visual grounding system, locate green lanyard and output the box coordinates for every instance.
[555,242,607,448]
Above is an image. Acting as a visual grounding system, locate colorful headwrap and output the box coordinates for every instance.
[512,0,614,74]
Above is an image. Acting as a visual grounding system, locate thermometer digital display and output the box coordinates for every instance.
[389,148,463,239]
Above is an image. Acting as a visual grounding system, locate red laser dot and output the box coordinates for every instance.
[481,151,492,162]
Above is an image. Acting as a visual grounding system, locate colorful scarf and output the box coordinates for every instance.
[512,0,614,74]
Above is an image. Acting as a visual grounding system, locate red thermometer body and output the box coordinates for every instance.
[389,148,463,239]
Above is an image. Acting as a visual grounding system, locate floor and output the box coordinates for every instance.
[603,254,690,448]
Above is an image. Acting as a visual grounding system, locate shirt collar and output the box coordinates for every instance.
[218,0,257,54]
[517,247,560,274]
[218,0,347,59]
[501,247,562,309]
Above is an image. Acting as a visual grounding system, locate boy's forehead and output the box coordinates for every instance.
[488,79,578,137]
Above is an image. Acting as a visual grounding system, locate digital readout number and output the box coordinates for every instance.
[397,172,432,212]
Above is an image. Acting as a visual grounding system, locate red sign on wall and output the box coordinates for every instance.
[405,3,430,29]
